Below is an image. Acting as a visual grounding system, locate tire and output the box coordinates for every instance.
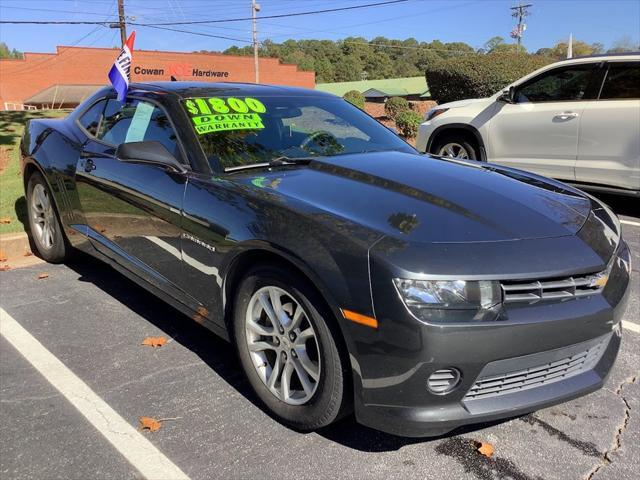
[233,264,349,431]
[26,172,68,263]
[431,132,479,160]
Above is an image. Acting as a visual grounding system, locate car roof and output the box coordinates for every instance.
[128,81,334,99]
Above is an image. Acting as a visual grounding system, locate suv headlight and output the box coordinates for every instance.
[425,108,449,121]
[393,278,502,322]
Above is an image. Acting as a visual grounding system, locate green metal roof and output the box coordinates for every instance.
[316,76,430,98]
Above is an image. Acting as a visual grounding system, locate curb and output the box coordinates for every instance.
[0,232,32,260]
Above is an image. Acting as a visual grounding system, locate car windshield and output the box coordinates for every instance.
[182,95,414,171]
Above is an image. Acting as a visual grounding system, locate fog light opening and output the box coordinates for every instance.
[427,368,461,394]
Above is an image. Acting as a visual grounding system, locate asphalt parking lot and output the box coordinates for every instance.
[0,192,638,480]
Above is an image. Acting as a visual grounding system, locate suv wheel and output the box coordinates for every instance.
[432,133,478,160]
[233,264,349,430]
[26,172,68,263]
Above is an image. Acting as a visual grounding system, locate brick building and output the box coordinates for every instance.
[0,46,315,110]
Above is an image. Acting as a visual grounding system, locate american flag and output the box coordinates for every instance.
[108,31,136,102]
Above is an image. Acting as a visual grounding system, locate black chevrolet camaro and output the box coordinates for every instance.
[21,82,631,437]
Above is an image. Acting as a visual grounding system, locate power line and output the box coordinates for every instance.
[132,23,253,43]
[0,0,408,26]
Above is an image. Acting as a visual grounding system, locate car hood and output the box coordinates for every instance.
[239,151,592,244]
[435,97,491,109]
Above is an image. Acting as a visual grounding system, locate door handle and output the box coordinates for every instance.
[554,112,579,120]
[84,159,96,173]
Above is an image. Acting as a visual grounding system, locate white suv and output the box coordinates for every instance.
[416,54,640,196]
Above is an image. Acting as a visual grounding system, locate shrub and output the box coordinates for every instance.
[384,96,410,119]
[394,110,423,138]
[343,90,365,109]
[425,53,554,104]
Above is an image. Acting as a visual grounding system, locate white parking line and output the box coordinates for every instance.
[622,321,640,334]
[0,308,190,480]
[620,219,640,227]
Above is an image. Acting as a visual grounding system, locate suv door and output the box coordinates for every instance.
[487,63,599,180]
[576,61,640,191]
[75,96,191,303]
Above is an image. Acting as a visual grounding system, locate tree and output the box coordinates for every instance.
[0,42,23,59]
[541,39,604,59]
[483,36,506,53]
[608,35,639,53]
[343,90,365,109]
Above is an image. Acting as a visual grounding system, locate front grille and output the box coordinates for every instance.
[464,340,607,401]
[501,272,604,304]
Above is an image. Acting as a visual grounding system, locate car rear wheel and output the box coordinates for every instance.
[432,133,478,160]
[233,264,348,430]
[26,172,68,263]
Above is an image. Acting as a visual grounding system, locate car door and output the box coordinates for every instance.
[487,63,599,181]
[75,96,190,303]
[576,61,640,191]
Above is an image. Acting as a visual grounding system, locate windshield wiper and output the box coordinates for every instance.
[268,155,314,167]
[225,156,314,173]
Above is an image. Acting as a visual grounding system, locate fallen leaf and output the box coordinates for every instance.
[139,416,162,432]
[474,440,495,458]
[0,265,11,271]
[0,217,11,224]
[23,250,33,257]
[0,250,7,262]
[141,336,167,348]
[37,272,49,279]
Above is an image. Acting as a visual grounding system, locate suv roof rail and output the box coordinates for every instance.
[569,51,640,60]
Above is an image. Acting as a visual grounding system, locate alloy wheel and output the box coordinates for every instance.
[245,286,321,405]
[437,142,470,159]
[30,183,56,250]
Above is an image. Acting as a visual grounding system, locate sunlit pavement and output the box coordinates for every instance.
[1,193,638,480]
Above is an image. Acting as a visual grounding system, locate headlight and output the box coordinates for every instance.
[426,108,449,121]
[393,278,502,322]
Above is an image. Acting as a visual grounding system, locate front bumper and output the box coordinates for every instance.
[350,240,631,437]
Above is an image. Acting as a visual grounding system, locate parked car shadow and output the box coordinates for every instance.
[64,250,514,452]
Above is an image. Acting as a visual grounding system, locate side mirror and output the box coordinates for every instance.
[116,141,187,173]
[498,86,517,103]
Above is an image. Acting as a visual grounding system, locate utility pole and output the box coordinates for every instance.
[252,0,260,83]
[510,1,532,51]
[117,0,127,48]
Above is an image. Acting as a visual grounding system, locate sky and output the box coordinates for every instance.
[0,0,638,54]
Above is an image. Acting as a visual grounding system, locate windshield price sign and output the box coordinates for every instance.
[184,97,267,134]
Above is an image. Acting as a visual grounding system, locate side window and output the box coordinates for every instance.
[599,63,640,100]
[516,66,595,103]
[98,98,181,159]
[78,99,106,137]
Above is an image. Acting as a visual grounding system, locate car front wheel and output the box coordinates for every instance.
[432,133,478,160]
[233,264,349,430]
[26,172,68,263]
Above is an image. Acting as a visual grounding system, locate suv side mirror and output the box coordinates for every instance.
[116,141,187,173]
[498,86,517,104]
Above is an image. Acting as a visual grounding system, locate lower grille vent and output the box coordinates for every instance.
[464,341,606,401]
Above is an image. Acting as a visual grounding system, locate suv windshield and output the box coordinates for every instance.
[182,95,414,171]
